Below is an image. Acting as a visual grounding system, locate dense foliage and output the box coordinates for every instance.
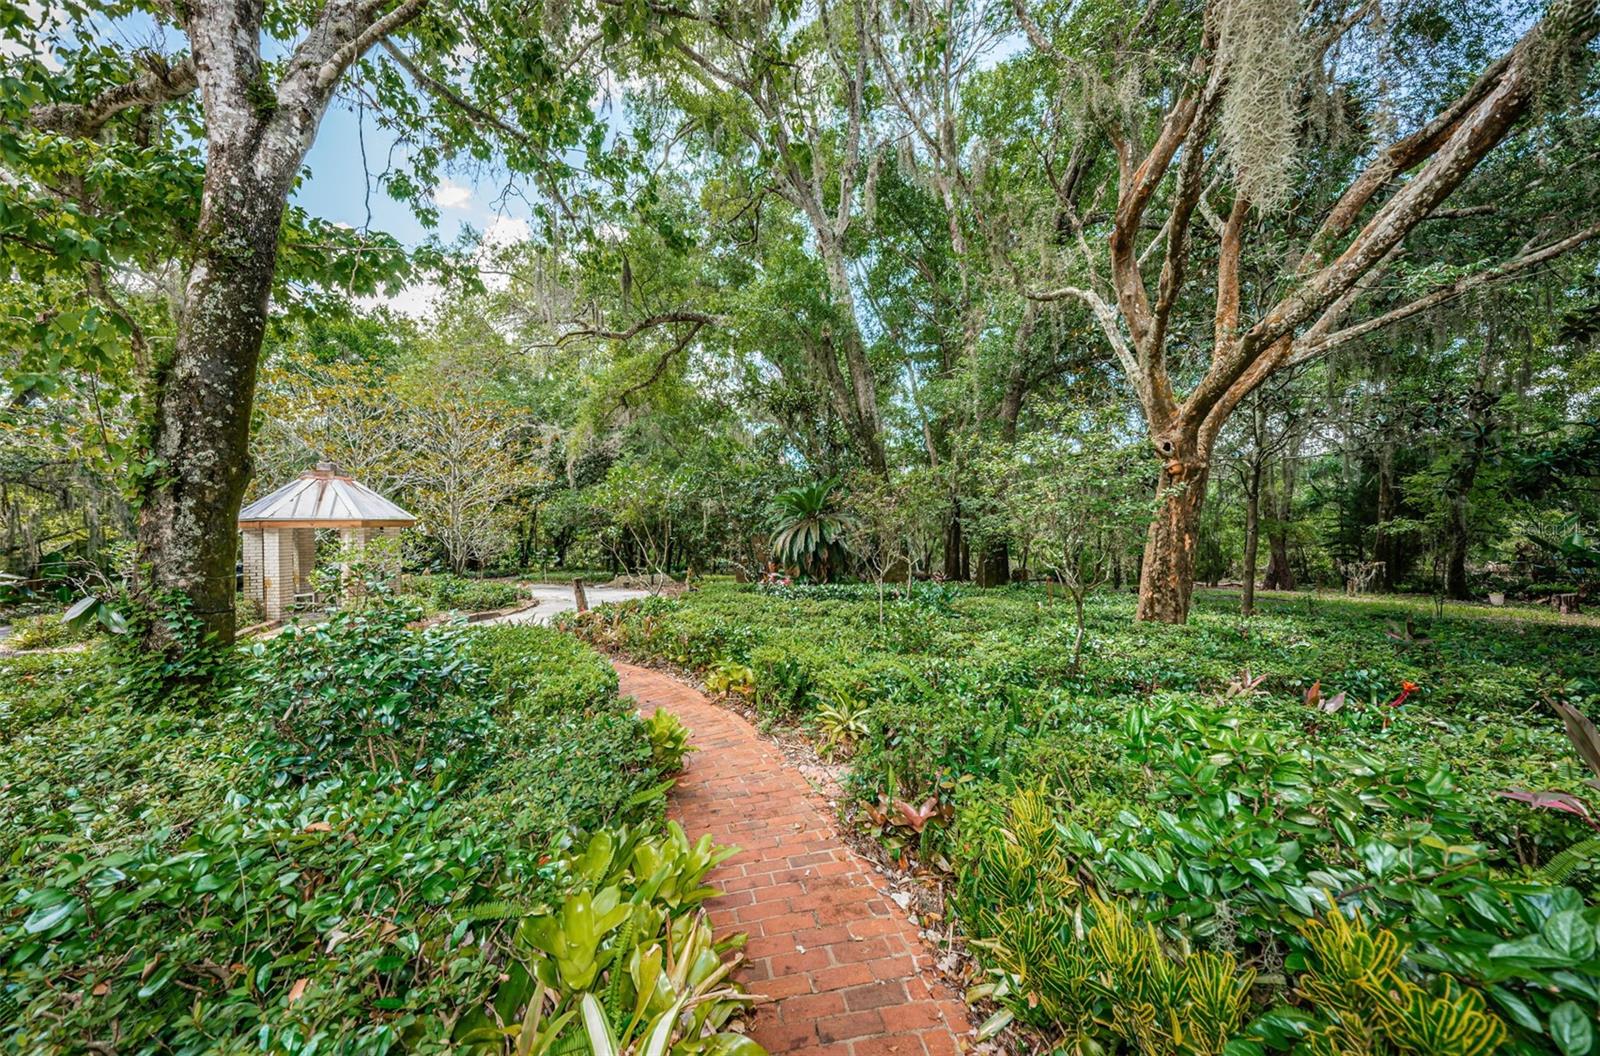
[3,0,1600,1050]
[567,582,1600,1054]
[398,574,529,617]
[6,0,1597,633]
[0,607,736,1053]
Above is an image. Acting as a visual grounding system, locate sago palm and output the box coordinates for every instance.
[768,478,849,581]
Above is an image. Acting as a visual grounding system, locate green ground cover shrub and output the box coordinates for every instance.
[400,573,526,615]
[2,612,97,651]
[0,602,708,1054]
[566,580,1600,1055]
[0,648,114,742]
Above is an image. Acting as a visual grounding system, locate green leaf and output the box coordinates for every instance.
[1549,1001,1595,1056]
[976,1009,1013,1040]
[1543,909,1597,961]
[580,993,619,1056]
[22,899,76,934]
[1488,935,1568,968]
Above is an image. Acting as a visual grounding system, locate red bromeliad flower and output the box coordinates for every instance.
[1386,680,1419,708]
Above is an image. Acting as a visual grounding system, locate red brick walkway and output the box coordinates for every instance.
[617,662,972,1056]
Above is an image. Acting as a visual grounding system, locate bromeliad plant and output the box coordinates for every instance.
[703,659,755,699]
[457,824,761,1056]
[813,690,870,758]
[644,709,694,775]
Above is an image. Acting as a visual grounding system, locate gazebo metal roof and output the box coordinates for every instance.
[238,463,416,529]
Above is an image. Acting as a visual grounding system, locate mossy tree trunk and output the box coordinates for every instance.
[119,0,429,650]
[135,188,283,646]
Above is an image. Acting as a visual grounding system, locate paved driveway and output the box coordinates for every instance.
[485,583,653,625]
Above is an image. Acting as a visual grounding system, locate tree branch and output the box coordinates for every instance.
[1026,284,1143,399]
[378,39,577,221]
[613,320,709,410]
[1289,222,1600,364]
[536,310,719,347]
[29,55,197,138]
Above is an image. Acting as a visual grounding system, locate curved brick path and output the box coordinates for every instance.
[616,662,972,1056]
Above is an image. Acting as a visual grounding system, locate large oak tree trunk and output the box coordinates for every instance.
[942,508,965,580]
[820,245,887,474]
[1262,532,1295,591]
[976,543,1010,587]
[1261,451,1298,591]
[136,180,285,646]
[1444,499,1472,600]
[978,308,1035,588]
[1136,452,1211,623]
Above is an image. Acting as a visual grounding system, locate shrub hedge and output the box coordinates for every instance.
[565,581,1600,1055]
[0,605,668,1054]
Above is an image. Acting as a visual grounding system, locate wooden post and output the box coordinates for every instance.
[573,578,589,613]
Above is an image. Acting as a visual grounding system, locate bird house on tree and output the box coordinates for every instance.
[238,462,415,621]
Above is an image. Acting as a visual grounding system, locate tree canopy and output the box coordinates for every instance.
[2,0,1598,631]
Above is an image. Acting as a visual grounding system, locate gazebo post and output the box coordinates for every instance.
[241,527,266,613]
[292,528,316,598]
[260,527,297,621]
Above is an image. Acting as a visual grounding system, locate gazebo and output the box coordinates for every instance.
[238,463,415,620]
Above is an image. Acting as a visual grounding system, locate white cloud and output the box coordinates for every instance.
[358,282,443,321]
[482,216,531,248]
[433,179,474,210]
[3,3,66,70]
[355,212,532,315]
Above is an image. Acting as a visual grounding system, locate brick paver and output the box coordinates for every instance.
[617,662,972,1056]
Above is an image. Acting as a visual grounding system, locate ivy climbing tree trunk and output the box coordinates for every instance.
[137,185,284,644]
[25,0,433,650]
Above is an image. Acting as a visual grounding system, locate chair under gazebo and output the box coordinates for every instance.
[238,463,415,620]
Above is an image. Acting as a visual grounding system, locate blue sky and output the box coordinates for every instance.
[297,99,538,253]
[27,4,537,260]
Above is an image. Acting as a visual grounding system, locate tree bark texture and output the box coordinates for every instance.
[129,0,428,648]
[977,543,1010,588]
[1263,532,1295,592]
[820,248,887,474]
[136,188,284,643]
[1374,441,1399,590]
[1136,451,1212,623]
[1261,451,1298,591]
[942,507,965,580]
